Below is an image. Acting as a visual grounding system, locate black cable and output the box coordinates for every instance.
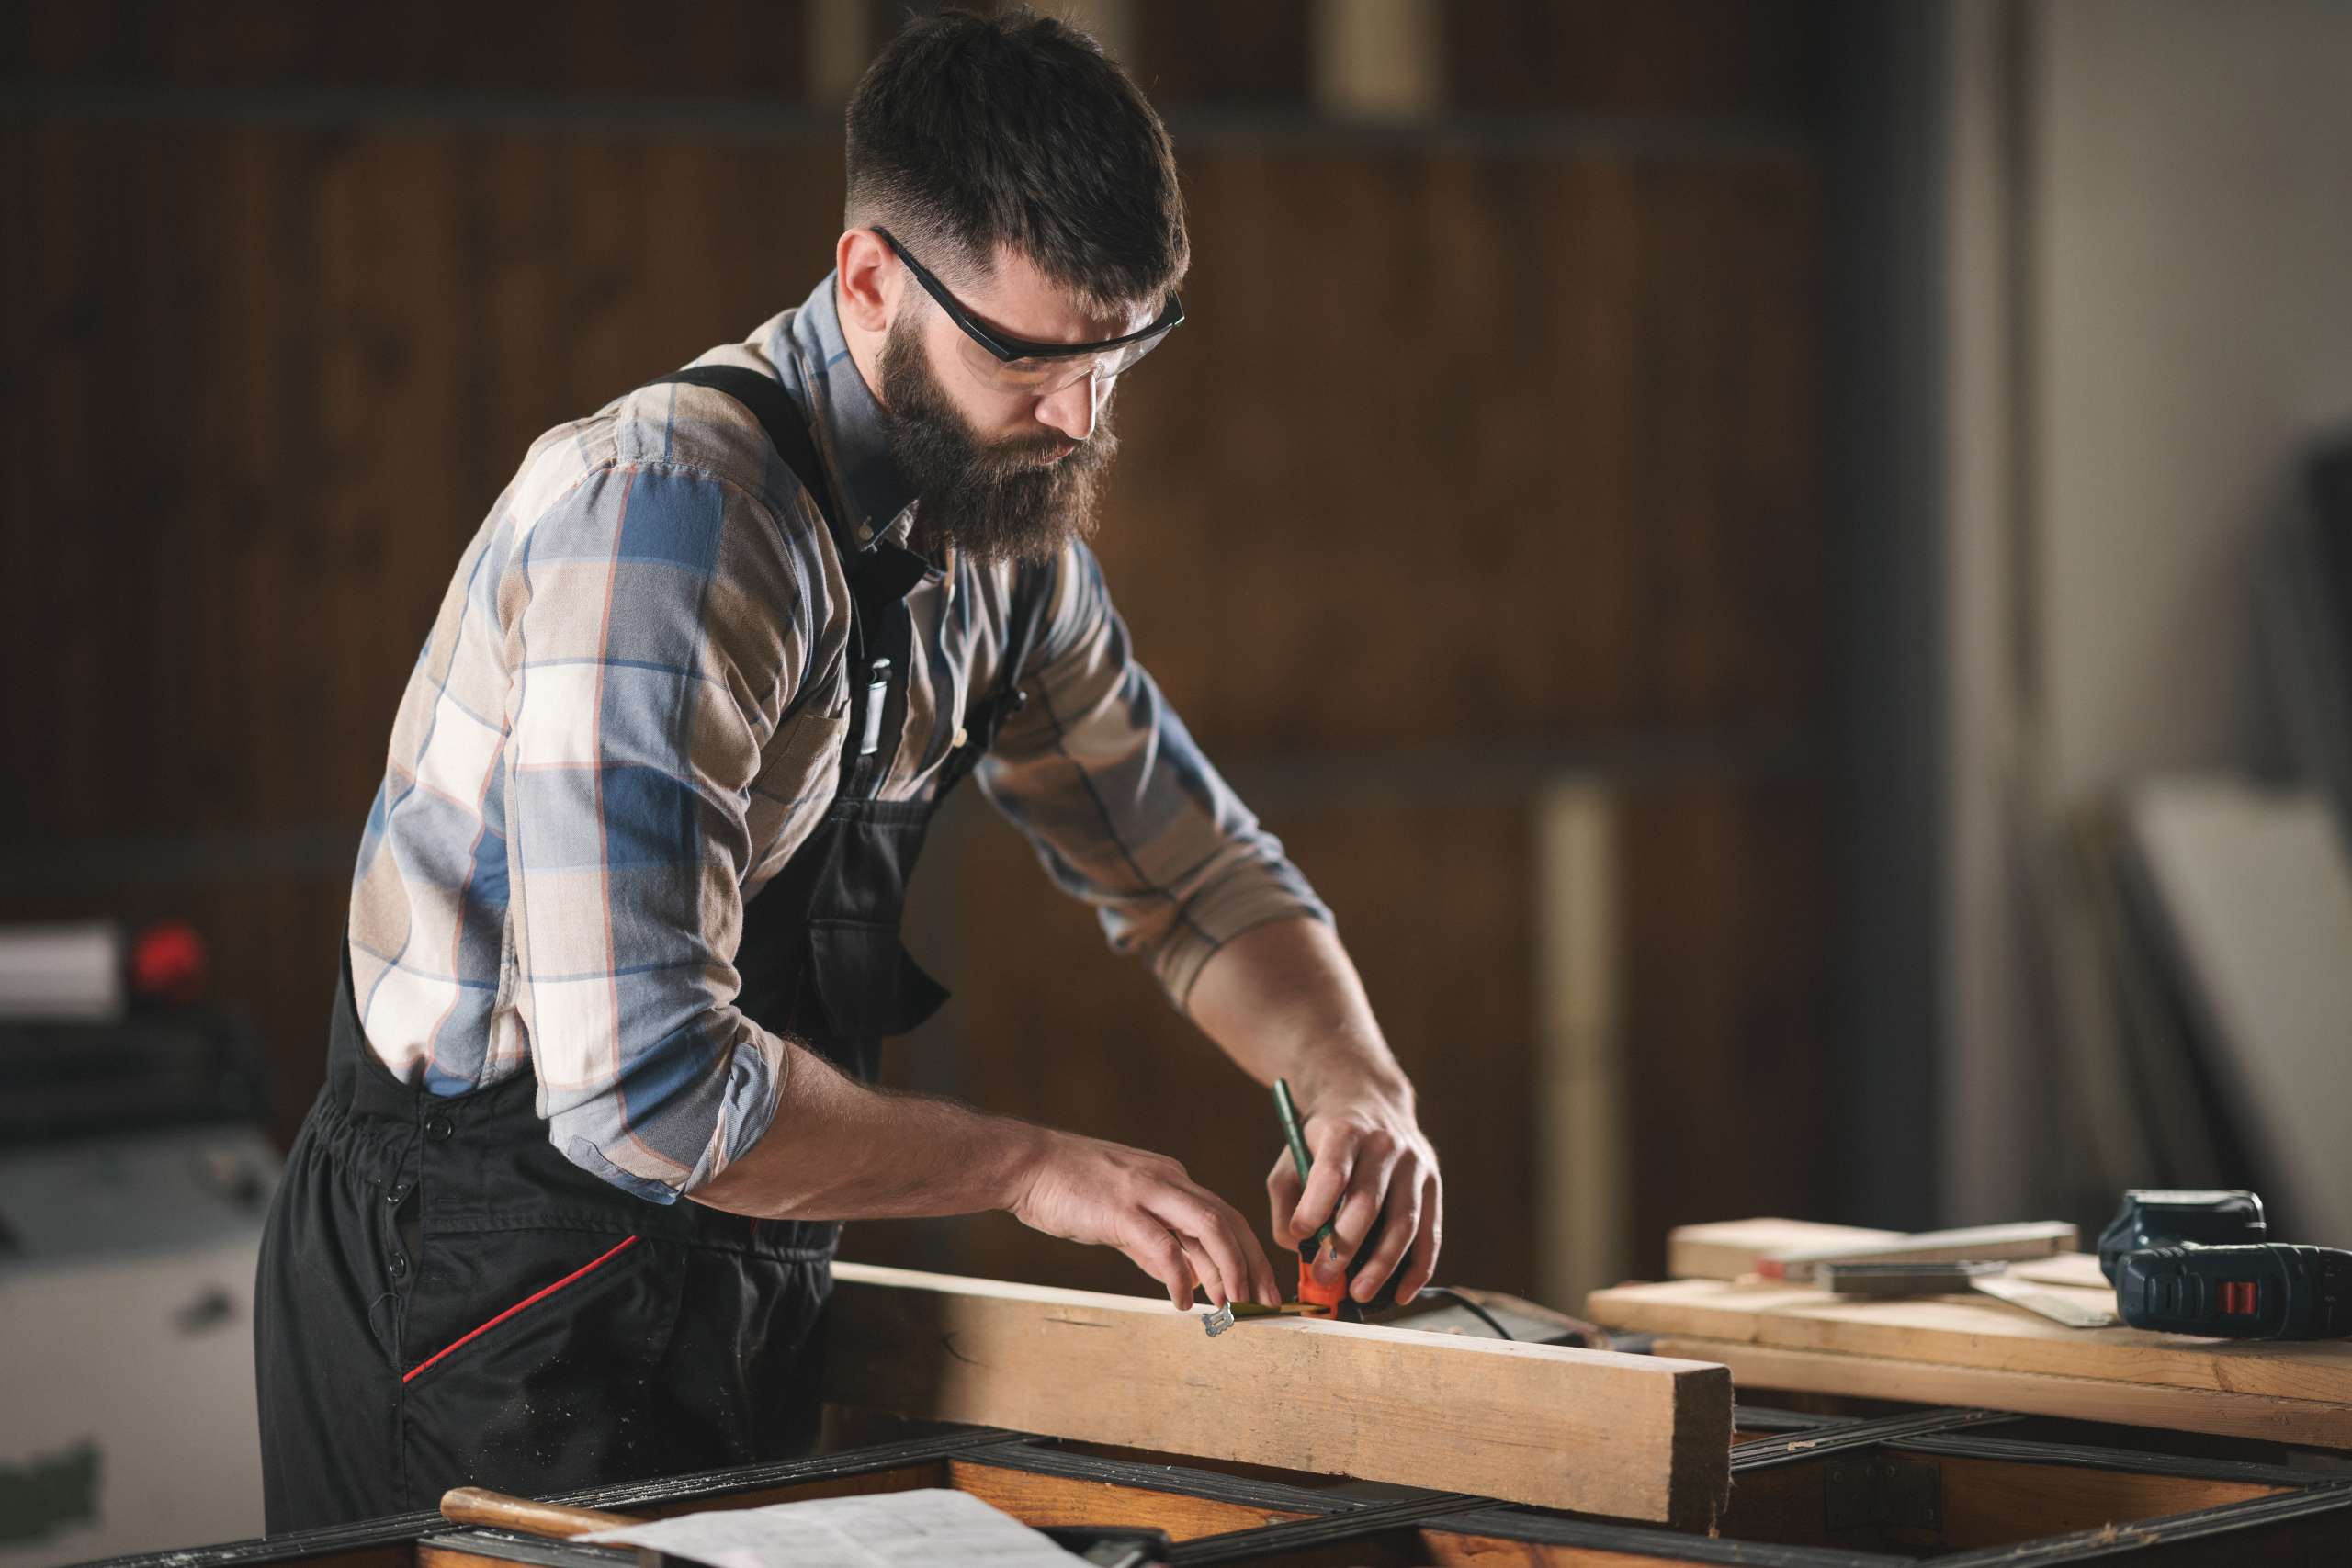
[1414,1284,1513,1339]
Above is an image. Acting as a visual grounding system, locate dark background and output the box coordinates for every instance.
[1,0,1846,1305]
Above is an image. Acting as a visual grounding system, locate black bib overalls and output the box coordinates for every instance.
[254,367,1047,1531]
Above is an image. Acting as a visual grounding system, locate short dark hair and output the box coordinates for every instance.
[844,6,1187,313]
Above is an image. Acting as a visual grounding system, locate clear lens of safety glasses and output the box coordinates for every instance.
[962,325,1175,397]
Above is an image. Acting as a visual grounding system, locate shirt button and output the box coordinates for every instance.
[952,727,968,750]
[386,1252,410,1280]
[423,1113,454,1143]
[855,521,874,543]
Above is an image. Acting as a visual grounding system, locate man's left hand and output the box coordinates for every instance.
[1265,1086,1442,1305]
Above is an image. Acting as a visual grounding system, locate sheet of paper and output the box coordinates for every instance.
[576,1488,1073,1568]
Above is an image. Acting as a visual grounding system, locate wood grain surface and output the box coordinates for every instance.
[1645,1335,2352,1449]
[823,1263,1735,1528]
[1590,1277,2352,1404]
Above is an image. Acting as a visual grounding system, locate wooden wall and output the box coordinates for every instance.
[1,0,1831,1301]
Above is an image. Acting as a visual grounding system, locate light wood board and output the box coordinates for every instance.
[1753,1221,2078,1280]
[1667,1218,1900,1280]
[1590,1279,2352,1421]
[1668,1218,2081,1282]
[1648,1336,2352,1448]
[822,1263,1733,1529]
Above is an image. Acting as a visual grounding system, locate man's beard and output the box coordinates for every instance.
[878,312,1119,567]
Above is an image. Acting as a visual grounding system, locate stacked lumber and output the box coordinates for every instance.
[1594,1219,2352,1447]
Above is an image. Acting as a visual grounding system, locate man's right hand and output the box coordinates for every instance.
[1009,1128,1283,1312]
[694,1044,1278,1312]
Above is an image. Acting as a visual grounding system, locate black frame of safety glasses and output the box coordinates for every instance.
[873,226,1184,364]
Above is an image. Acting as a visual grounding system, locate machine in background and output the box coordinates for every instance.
[0,921,280,1568]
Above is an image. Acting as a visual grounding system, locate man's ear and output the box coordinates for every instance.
[835,229,896,333]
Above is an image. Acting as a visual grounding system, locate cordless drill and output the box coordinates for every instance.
[2099,1190,2352,1340]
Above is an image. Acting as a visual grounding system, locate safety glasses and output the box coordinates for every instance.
[875,226,1184,398]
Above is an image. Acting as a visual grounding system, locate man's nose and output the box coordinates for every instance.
[1035,370,1098,443]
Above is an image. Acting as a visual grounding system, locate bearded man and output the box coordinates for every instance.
[254,6,1441,1529]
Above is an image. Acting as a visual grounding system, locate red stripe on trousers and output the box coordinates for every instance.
[401,1234,641,1383]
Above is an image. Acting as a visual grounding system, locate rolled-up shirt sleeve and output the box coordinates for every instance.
[501,458,827,1202]
[977,541,1331,1006]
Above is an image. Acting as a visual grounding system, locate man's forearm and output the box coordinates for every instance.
[689,1041,1042,1221]
[1185,915,1412,1110]
[688,1033,1283,1309]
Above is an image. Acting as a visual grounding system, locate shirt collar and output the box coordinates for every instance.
[774,272,922,558]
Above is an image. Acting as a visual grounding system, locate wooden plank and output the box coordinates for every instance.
[1419,1529,1760,1567]
[1928,1454,2284,1552]
[943,1461,1316,1541]
[1668,1219,1902,1280]
[1646,1336,2352,1449]
[1673,1225,2109,1288]
[1715,1447,2299,1555]
[821,1264,1734,1529]
[1588,1278,2352,1405]
[1752,1221,2078,1280]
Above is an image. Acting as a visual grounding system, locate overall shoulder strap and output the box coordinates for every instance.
[645,364,840,537]
[643,363,897,763]
[646,363,930,610]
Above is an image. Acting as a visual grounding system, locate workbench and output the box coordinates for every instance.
[82,1399,2352,1566]
[77,1260,2352,1564]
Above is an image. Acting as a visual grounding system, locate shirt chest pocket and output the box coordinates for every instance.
[743,697,851,879]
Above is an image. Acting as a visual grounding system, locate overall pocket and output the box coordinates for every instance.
[400,1232,648,1386]
[398,1230,674,1504]
[806,919,950,1043]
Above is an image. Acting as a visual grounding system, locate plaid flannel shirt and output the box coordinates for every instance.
[347,273,1329,1203]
